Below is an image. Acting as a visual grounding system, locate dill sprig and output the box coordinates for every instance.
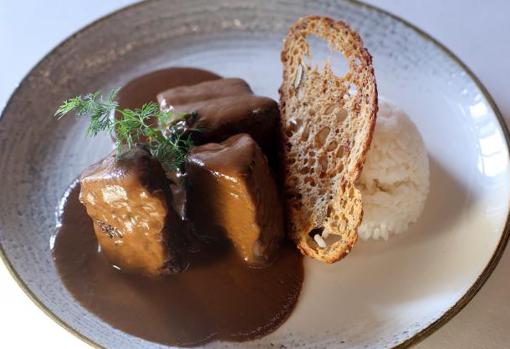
[55,90,119,136]
[55,89,195,171]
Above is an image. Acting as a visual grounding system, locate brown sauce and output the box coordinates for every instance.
[53,183,303,346]
[52,68,304,347]
[117,67,221,109]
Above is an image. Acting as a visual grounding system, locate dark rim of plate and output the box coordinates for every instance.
[0,0,509,348]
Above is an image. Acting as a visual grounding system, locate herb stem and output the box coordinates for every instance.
[55,89,194,171]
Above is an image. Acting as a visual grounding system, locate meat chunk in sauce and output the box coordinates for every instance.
[79,147,188,276]
[186,134,284,267]
[158,78,252,109]
[157,78,280,164]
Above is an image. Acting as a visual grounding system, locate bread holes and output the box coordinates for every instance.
[301,124,310,141]
[318,153,328,173]
[326,205,333,218]
[308,225,342,249]
[327,140,338,151]
[336,108,348,123]
[324,104,335,115]
[304,176,316,186]
[314,126,330,147]
[304,35,349,78]
[286,176,297,188]
[293,63,304,89]
[297,86,306,99]
[347,83,357,97]
[308,227,327,249]
[299,166,310,175]
[337,143,348,157]
[288,118,302,133]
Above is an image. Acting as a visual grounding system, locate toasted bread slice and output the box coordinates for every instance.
[279,16,377,263]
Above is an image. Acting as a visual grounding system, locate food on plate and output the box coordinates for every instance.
[158,77,281,165]
[53,182,302,346]
[186,133,284,267]
[79,147,189,275]
[53,66,301,345]
[116,74,281,221]
[358,100,429,240]
[49,14,428,347]
[279,16,377,263]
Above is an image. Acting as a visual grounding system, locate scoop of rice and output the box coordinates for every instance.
[358,100,429,240]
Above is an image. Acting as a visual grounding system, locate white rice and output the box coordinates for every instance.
[358,100,429,240]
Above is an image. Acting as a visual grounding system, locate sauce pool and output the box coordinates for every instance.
[52,68,304,347]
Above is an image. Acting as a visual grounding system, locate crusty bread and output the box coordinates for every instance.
[279,16,378,263]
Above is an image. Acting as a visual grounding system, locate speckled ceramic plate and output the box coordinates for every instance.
[1,0,509,348]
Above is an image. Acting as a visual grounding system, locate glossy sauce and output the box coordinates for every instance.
[52,68,304,347]
[117,67,221,109]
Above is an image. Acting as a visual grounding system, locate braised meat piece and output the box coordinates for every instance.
[79,147,188,276]
[186,134,284,267]
[158,78,252,109]
[157,78,280,163]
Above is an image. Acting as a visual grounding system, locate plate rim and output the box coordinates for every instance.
[1,0,509,348]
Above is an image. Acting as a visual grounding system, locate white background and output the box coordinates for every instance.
[1,0,509,348]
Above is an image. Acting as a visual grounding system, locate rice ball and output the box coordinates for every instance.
[358,100,429,240]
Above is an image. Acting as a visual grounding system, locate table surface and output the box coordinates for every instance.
[1,0,509,348]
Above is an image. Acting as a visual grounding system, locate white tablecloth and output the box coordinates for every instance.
[1,0,509,348]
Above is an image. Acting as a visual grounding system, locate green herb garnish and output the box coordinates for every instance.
[55,89,195,171]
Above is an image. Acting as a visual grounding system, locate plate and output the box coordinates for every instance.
[1,0,509,348]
